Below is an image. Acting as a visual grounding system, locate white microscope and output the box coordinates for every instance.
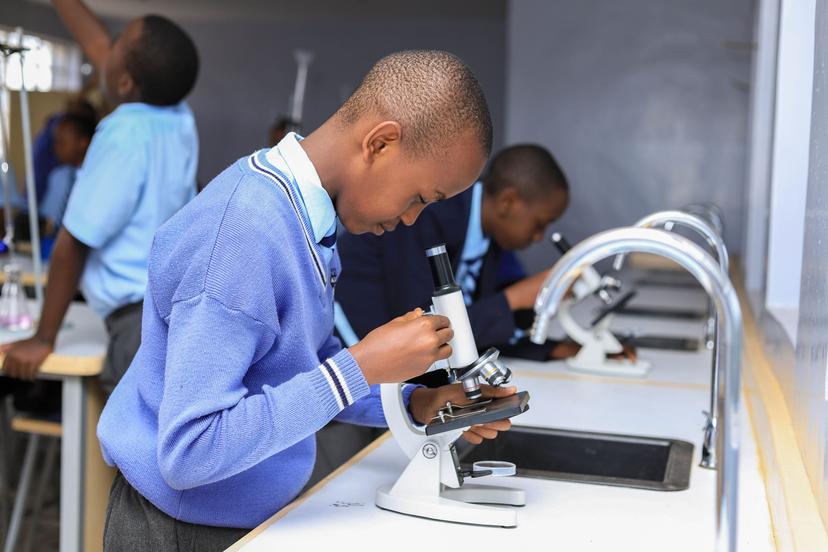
[549,232,651,377]
[376,244,530,527]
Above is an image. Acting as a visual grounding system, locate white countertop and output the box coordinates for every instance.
[234,274,774,551]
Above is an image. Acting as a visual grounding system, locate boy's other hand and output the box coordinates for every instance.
[548,340,638,362]
[548,340,581,360]
[0,337,54,380]
[350,309,454,385]
[611,344,638,362]
[504,269,551,311]
[408,383,516,444]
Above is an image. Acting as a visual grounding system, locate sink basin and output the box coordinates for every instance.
[458,426,694,491]
[635,276,701,290]
[615,305,706,320]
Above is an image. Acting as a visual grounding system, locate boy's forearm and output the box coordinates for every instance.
[35,228,88,344]
[52,0,111,69]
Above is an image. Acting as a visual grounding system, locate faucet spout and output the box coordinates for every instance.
[611,210,729,274]
[610,210,729,470]
[530,227,742,552]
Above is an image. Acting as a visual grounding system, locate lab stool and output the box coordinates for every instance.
[3,415,61,552]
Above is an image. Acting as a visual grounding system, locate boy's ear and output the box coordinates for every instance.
[495,186,520,217]
[117,71,137,100]
[361,121,402,164]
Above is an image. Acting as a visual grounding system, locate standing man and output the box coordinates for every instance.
[1,0,200,395]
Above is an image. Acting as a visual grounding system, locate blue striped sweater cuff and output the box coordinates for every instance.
[401,383,425,427]
[311,348,369,415]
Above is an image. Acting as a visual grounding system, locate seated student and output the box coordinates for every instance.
[335,144,638,362]
[0,0,200,397]
[10,109,97,243]
[0,113,97,415]
[41,111,97,236]
[96,50,513,552]
[31,98,98,202]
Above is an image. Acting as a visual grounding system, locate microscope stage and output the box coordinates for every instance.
[425,391,530,436]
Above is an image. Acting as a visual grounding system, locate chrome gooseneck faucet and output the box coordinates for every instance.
[612,210,729,470]
[530,227,742,552]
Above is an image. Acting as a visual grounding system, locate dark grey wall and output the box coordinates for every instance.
[3,1,506,184]
[507,0,755,273]
[182,15,506,182]
[0,0,75,40]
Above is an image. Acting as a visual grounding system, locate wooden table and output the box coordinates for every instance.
[0,301,109,552]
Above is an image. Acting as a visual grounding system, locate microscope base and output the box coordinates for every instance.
[376,484,520,527]
[566,357,651,378]
[441,484,526,506]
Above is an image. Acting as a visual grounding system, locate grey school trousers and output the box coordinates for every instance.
[99,301,143,395]
[103,472,248,552]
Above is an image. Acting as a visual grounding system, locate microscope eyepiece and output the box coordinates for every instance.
[426,243,459,295]
[550,232,572,256]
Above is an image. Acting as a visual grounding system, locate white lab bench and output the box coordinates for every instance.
[228,277,774,551]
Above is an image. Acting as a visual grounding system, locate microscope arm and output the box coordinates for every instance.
[590,289,638,327]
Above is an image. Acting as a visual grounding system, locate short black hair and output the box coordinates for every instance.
[64,99,97,121]
[125,15,199,106]
[482,144,569,200]
[56,112,96,141]
[337,50,492,157]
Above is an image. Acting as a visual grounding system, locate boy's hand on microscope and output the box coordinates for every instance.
[350,309,454,385]
[408,383,516,444]
[504,269,551,311]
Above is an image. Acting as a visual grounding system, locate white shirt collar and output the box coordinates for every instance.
[266,132,336,244]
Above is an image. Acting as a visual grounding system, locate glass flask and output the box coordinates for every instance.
[0,264,33,331]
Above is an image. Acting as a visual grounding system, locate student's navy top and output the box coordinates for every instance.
[97,137,417,528]
[336,184,556,361]
[32,114,61,201]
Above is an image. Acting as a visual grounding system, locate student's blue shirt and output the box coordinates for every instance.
[455,181,491,304]
[62,102,198,317]
[40,165,75,228]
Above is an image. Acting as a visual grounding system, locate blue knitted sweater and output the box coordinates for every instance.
[97,151,415,528]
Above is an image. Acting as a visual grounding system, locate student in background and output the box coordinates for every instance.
[0,112,97,415]
[335,144,639,361]
[41,111,97,236]
[31,98,98,202]
[0,0,200,396]
[97,50,512,552]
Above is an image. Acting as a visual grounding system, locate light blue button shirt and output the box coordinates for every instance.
[264,132,337,265]
[63,102,198,317]
[455,181,491,305]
